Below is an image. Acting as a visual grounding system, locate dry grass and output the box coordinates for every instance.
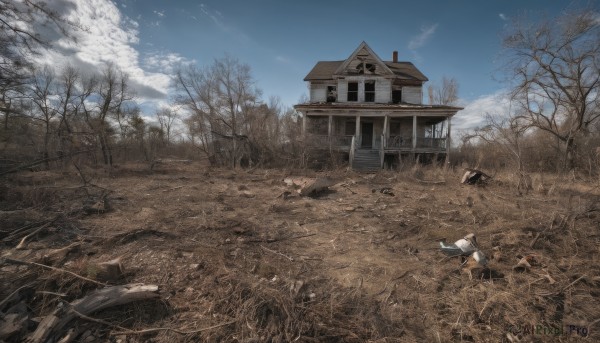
[1,162,599,342]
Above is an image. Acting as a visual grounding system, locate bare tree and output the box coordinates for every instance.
[175,66,217,160]
[55,65,78,135]
[213,55,260,167]
[175,55,260,167]
[127,111,147,160]
[427,76,459,105]
[0,0,77,92]
[155,106,178,145]
[30,65,56,168]
[467,111,528,171]
[95,64,132,166]
[427,76,458,163]
[502,7,600,170]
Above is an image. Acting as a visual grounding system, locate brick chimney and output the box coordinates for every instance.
[392,51,398,63]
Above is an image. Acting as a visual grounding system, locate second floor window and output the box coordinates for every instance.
[327,86,337,102]
[348,82,358,101]
[392,88,402,104]
[365,81,375,102]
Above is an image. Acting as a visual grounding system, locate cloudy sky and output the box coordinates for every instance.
[36,0,593,132]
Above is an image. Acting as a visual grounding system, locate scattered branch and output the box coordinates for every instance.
[2,257,105,286]
[260,245,294,261]
[109,319,237,336]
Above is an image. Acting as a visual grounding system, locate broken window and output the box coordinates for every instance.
[365,81,375,102]
[347,82,358,102]
[356,62,376,74]
[327,86,337,102]
[392,87,402,104]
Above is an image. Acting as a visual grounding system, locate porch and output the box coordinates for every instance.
[303,114,450,154]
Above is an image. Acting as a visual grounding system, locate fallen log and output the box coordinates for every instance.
[299,177,336,197]
[26,283,160,343]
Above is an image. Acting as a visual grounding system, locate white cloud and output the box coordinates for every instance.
[153,10,164,17]
[144,51,196,74]
[452,91,512,132]
[499,13,507,21]
[275,55,290,64]
[408,24,438,50]
[33,0,186,105]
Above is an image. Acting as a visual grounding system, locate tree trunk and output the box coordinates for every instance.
[1,95,9,131]
[99,134,112,166]
[564,137,576,171]
[43,128,51,170]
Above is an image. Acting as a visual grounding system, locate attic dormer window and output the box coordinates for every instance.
[356,62,376,74]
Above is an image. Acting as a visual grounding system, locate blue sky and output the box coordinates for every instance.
[38,0,596,132]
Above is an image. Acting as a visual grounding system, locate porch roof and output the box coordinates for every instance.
[294,102,462,116]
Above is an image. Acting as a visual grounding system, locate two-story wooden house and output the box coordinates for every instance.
[294,42,462,170]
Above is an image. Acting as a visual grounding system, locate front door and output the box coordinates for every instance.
[361,122,373,148]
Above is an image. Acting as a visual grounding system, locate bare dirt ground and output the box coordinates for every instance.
[1,160,599,342]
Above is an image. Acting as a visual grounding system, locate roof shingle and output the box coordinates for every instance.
[304,61,428,82]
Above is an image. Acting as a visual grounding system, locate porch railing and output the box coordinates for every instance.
[334,135,354,147]
[416,137,447,149]
[306,134,448,152]
[386,135,413,148]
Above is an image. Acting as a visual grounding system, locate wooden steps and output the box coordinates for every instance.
[352,149,381,171]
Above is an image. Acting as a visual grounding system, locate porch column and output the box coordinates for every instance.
[355,115,361,147]
[383,115,389,145]
[412,115,417,149]
[446,116,451,164]
[302,113,307,139]
[328,115,333,139]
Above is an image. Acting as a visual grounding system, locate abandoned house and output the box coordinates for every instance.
[294,41,462,170]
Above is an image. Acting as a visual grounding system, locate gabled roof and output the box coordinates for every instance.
[303,42,428,82]
[385,62,428,81]
[303,61,344,81]
[333,41,394,77]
